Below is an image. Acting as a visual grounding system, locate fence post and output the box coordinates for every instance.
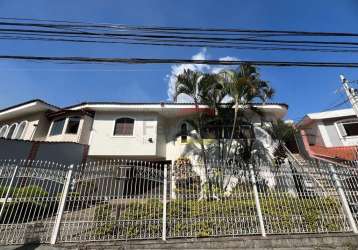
[0,164,18,221]
[50,164,73,245]
[249,163,266,237]
[329,163,358,233]
[162,163,168,241]
[170,160,176,200]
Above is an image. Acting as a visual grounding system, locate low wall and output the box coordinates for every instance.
[3,233,358,249]
[0,138,88,165]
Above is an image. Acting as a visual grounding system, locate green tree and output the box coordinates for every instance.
[219,64,274,161]
[173,69,223,197]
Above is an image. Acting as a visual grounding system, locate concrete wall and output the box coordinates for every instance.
[307,116,358,147]
[88,111,159,157]
[35,142,86,165]
[156,116,167,158]
[0,138,87,165]
[0,138,32,159]
[302,123,324,146]
[322,120,343,146]
[79,115,93,144]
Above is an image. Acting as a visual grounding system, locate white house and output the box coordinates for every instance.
[296,108,358,161]
[0,99,288,163]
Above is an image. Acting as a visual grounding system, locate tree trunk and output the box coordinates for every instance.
[226,99,239,159]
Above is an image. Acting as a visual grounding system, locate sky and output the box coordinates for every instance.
[0,0,358,121]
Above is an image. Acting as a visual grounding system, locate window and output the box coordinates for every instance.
[6,124,17,139]
[0,125,8,138]
[337,120,358,138]
[14,121,28,139]
[181,123,188,143]
[49,118,65,136]
[113,118,134,136]
[65,116,81,134]
[343,122,358,137]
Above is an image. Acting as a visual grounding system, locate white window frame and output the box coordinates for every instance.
[0,125,9,138]
[6,123,18,139]
[48,118,67,137]
[112,117,136,137]
[335,119,358,139]
[13,120,28,139]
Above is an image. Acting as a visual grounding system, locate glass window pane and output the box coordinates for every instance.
[181,123,188,143]
[6,124,17,139]
[343,123,358,136]
[66,117,81,134]
[50,118,65,136]
[0,126,8,138]
[114,118,134,136]
[14,121,27,139]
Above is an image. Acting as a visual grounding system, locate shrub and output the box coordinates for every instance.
[92,195,345,238]
[0,185,52,223]
[12,185,48,198]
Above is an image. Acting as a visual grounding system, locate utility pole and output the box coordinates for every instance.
[340,74,358,118]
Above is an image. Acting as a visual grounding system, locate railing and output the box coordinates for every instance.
[0,158,358,245]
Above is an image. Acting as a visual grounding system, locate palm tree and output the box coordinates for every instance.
[219,64,275,160]
[174,69,225,198]
[173,69,226,159]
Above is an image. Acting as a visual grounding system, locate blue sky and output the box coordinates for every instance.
[0,0,358,121]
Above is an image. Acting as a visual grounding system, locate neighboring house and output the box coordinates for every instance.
[0,99,288,163]
[296,108,358,161]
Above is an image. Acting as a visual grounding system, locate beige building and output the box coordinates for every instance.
[0,99,288,163]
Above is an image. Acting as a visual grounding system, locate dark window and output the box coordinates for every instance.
[50,118,65,136]
[181,123,188,143]
[114,118,134,136]
[6,124,16,139]
[343,122,358,136]
[66,116,81,134]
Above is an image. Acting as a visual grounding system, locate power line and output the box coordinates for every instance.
[2,16,358,37]
[1,55,358,68]
[321,98,350,112]
[1,18,358,53]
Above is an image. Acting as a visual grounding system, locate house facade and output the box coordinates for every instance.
[0,99,288,163]
[296,108,358,161]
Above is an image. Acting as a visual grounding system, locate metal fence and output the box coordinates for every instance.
[0,158,358,245]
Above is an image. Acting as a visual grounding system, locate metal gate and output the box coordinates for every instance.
[0,160,67,244]
[56,160,165,242]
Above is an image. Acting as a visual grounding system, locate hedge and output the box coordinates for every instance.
[0,185,52,223]
[93,195,346,238]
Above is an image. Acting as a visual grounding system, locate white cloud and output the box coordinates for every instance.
[166,49,239,102]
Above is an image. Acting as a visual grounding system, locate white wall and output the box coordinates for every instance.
[88,111,159,157]
[0,112,50,141]
[156,116,167,158]
[301,117,358,148]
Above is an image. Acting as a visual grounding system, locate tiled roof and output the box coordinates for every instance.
[309,145,358,161]
[299,129,358,161]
